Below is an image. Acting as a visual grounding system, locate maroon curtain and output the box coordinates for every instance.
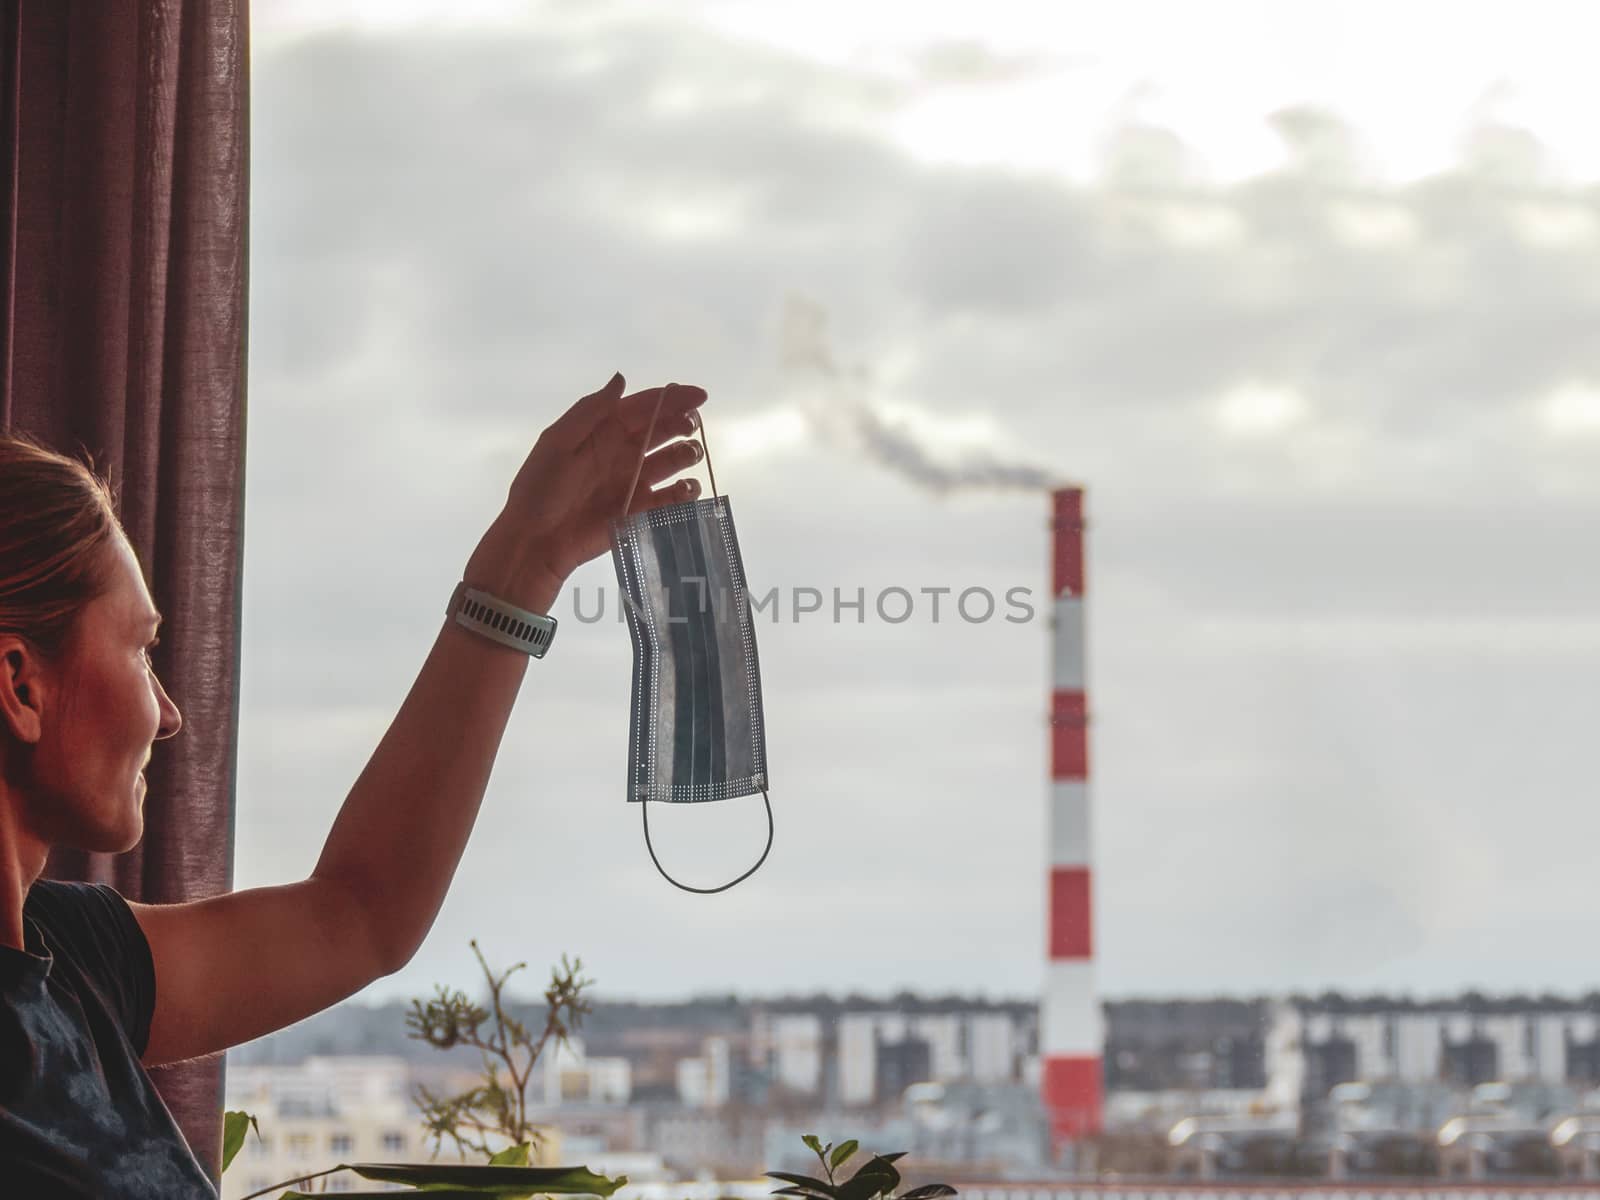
[0,0,248,1183]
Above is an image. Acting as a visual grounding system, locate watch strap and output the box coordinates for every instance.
[447,580,558,658]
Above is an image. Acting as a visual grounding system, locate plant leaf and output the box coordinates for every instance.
[838,1161,899,1200]
[855,1155,902,1192]
[837,1174,896,1200]
[766,1184,837,1200]
[221,1110,259,1175]
[766,1170,840,1197]
[830,1141,859,1170]
[344,1162,625,1196]
[802,1134,824,1156]
[489,1144,532,1167]
[901,1186,960,1199]
[876,1153,908,1165]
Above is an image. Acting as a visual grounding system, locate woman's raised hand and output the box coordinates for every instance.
[464,373,709,610]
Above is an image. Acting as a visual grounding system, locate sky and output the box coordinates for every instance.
[237,0,1600,1008]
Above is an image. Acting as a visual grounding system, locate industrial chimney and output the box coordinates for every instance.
[1042,486,1103,1152]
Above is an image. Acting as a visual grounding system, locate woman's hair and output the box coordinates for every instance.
[0,431,122,662]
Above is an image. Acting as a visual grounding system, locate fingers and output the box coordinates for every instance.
[618,382,708,442]
[554,376,707,456]
[640,408,698,449]
[621,438,703,518]
[638,435,704,492]
[555,372,629,448]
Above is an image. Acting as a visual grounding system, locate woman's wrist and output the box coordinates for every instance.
[462,515,567,616]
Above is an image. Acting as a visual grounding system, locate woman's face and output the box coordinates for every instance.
[23,534,183,853]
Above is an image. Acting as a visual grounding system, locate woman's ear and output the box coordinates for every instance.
[0,639,44,745]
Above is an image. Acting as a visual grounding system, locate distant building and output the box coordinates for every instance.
[677,1036,734,1108]
[754,1002,1034,1108]
[641,1104,767,1176]
[1270,997,1600,1118]
[541,1037,631,1106]
[1103,995,1600,1124]
[756,1012,825,1097]
[1104,999,1271,1096]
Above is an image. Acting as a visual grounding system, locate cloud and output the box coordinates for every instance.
[235,15,1600,1004]
[904,38,1074,88]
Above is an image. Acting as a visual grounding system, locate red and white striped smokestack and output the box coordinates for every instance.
[1042,486,1103,1149]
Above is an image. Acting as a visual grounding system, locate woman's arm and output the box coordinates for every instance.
[131,376,706,1066]
[311,567,549,973]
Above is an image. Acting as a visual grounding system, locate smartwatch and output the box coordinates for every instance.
[446,580,558,658]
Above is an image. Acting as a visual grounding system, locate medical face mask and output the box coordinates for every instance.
[609,410,772,893]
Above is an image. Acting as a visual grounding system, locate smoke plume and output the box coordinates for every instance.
[779,294,1063,494]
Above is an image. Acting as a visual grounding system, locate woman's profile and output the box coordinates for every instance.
[0,372,707,1197]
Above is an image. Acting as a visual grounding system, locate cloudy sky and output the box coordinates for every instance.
[237,0,1600,1008]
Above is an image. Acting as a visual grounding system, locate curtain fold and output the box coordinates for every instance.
[0,0,249,1183]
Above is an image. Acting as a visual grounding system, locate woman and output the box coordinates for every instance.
[0,373,707,1196]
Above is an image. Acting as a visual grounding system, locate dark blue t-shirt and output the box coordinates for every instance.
[0,880,217,1198]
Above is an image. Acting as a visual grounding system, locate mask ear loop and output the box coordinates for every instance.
[643,790,774,895]
[621,401,720,514]
[618,399,773,894]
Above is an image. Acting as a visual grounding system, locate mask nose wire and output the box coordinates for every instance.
[621,390,720,518]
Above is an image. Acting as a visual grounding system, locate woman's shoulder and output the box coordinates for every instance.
[24,878,147,968]
[21,876,155,1044]
[25,876,119,919]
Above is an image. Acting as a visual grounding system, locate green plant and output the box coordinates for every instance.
[767,1135,958,1200]
[404,939,594,1162]
[234,941,612,1200]
[222,1109,261,1174]
[236,1144,624,1200]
